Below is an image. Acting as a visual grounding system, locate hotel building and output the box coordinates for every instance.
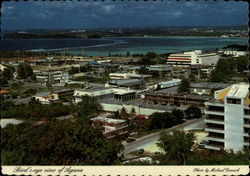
[167,50,219,66]
[204,83,249,152]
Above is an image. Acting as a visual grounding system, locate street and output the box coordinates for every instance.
[121,117,205,155]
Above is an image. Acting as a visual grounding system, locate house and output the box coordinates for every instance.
[32,92,59,104]
[190,83,232,95]
[91,116,128,140]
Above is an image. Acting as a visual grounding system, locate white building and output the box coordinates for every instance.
[154,79,181,90]
[167,50,219,66]
[32,92,59,105]
[147,64,172,72]
[204,83,249,152]
[223,50,247,57]
[109,73,151,80]
[74,87,114,104]
[35,71,69,87]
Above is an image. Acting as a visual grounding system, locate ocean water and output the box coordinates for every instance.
[1,36,247,56]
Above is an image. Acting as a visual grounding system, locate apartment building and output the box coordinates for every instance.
[204,83,249,152]
[223,50,247,57]
[35,71,69,87]
[91,116,128,139]
[167,50,219,66]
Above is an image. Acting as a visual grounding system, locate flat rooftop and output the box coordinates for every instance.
[91,116,126,124]
[76,86,112,93]
[99,98,187,111]
[227,83,249,98]
[190,83,231,89]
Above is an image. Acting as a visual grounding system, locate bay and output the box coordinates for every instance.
[1,36,247,56]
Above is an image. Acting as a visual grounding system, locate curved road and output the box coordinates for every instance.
[121,117,205,155]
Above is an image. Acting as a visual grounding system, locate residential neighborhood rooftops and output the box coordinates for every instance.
[34,92,51,97]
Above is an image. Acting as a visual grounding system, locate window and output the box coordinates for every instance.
[227,98,241,105]
[196,59,199,63]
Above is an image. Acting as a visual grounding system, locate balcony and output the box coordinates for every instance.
[205,119,224,125]
[204,110,224,116]
[205,126,224,134]
[244,123,250,128]
[206,136,224,143]
[205,143,222,150]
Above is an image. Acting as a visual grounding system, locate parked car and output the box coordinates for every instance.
[126,138,136,143]
[138,149,144,154]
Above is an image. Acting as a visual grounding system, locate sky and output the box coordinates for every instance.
[2,0,249,31]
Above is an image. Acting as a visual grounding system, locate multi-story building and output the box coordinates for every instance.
[147,64,172,72]
[154,79,181,90]
[35,71,69,87]
[167,50,219,66]
[204,83,249,152]
[144,91,210,107]
[90,116,128,139]
[223,50,247,57]
[190,83,231,95]
[74,87,114,104]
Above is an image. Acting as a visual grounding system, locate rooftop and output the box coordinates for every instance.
[190,83,232,89]
[99,98,187,111]
[226,83,249,98]
[76,87,112,93]
[34,92,51,97]
[91,116,126,124]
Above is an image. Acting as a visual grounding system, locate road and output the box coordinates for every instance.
[121,117,205,155]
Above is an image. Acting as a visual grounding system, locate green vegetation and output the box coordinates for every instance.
[1,119,122,165]
[17,63,36,80]
[184,105,202,119]
[157,130,195,165]
[154,130,249,165]
[73,75,110,84]
[0,66,15,86]
[0,100,74,120]
[68,65,92,75]
[177,77,190,93]
[209,56,248,83]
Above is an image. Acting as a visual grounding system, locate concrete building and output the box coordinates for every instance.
[109,73,151,81]
[167,50,219,66]
[91,116,128,139]
[114,89,136,101]
[147,64,172,72]
[74,87,114,104]
[223,50,247,57]
[204,83,249,152]
[154,79,181,90]
[32,92,59,104]
[190,83,231,95]
[35,71,69,87]
[99,98,186,116]
[144,90,210,107]
[105,79,145,89]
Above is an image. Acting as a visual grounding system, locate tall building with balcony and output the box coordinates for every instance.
[204,83,249,152]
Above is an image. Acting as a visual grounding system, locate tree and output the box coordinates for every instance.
[236,56,248,73]
[177,78,190,93]
[189,74,196,82]
[157,130,195,165]
[1,119,123,165]
[171,109,184,124]
[17,63,35,79]
[77,95,103,119]
[2,68,14,80]
[185,105,202,119]
[17,64,27,79]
